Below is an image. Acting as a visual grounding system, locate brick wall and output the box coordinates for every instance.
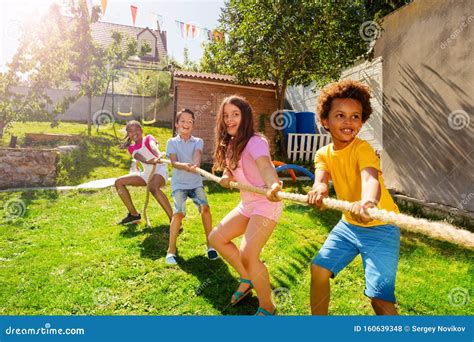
[0,148,59,189]
[174,80,278,163]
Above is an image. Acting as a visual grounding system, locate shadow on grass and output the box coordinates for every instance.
[271,242,320,290]
[399,230,474,261]
[119,224,170,260]
[178,255,258,315]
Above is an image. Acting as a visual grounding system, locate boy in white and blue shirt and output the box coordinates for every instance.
[165,108,218,265]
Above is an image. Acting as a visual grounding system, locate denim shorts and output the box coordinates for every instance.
[171,187,209,215]
[312,220,400,303]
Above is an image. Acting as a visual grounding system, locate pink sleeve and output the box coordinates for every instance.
[127,144,138,155]
[248,135,270,160]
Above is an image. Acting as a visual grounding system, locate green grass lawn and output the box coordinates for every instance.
[0,122,472,315]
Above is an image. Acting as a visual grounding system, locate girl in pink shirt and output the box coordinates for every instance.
[209,95,283,316]
[115,120,172,225]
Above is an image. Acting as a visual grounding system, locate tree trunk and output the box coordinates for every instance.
[87,92,92,136]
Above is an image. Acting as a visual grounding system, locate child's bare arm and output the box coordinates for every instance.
[361,167,381,205]
[351,167,381,223]
[307,170,330,209]
[255,156,282,202]
[133,152,147,164]
[169,153,193,171]
[219,168,234,188]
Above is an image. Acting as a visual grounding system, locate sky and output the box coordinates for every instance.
[0,0,225,71]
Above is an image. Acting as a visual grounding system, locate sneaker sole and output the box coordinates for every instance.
[121,220,141,226]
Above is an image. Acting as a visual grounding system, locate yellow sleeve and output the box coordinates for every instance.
[314,146,329,172]
[357,141,381,172]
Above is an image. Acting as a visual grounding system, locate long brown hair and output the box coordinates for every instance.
[213,95,256,172]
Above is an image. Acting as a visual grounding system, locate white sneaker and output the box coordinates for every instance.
[165,253,177,265]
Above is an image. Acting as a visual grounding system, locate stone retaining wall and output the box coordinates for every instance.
[0,148,59,189]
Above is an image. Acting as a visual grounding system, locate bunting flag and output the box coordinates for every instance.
[213,31,223,41]
[173,20,223,43]
[101,0,107,15]
[130,5,138,26]
[185,23,190,37]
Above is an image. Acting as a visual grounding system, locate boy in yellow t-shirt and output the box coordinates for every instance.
[307,80,400,315]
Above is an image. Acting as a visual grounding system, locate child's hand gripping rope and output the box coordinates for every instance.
[160,159,474,249]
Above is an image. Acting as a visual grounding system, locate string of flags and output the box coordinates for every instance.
[80,1,224,43]
[174,20,224,42]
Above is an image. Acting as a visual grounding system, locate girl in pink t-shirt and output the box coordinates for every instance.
[209,95,283,316]
[115,120,172,225]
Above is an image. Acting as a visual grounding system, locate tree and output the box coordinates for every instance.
[65,1,140,136]
[0,3,73,138]
[0,0,143,138]
[200,0,377,157]
[202,1,372,109]
[182,47,200,72]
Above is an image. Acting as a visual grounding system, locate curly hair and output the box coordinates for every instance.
[316,80,372,124]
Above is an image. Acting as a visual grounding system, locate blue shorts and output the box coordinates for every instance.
[312,220,400,303]
[172,187,209,216]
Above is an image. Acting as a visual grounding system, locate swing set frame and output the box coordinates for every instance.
[97,61,172,135]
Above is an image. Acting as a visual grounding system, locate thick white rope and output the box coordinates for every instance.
[143,164,156,228]
[160,159,474,249]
